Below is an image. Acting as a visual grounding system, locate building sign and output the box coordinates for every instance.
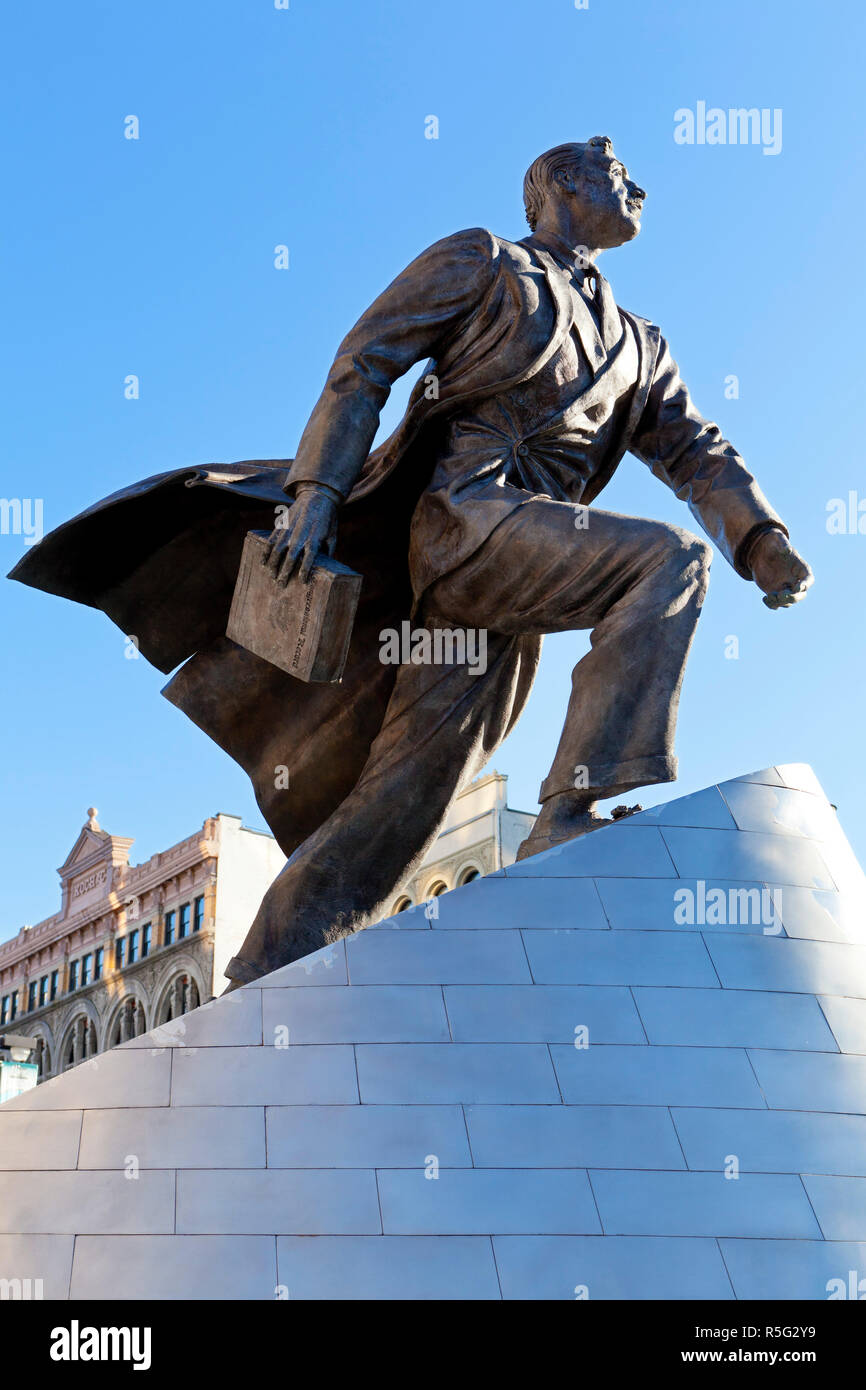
[0,1061,38,1103]
[71,867,107,899]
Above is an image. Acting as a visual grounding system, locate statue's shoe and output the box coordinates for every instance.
[515,803,644,863]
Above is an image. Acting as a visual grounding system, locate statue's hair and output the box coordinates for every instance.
[523,136,614,231]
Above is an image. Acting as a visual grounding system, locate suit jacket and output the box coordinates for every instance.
[7,226,788,858]
[287,227,786,577]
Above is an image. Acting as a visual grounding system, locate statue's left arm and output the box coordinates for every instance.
[630,336,812,608]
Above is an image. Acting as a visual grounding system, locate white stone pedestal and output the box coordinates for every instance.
[2,764,865,1300]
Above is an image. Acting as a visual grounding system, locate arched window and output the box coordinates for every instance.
[392,897,413,914]
[427,881,448,897]
[62,1016,97,1072]
[458,867,480,886]
[34,1037,51,1080]
[109,997,147,1047]
[157,974,200,1025]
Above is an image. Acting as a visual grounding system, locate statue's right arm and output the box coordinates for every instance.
[265,227,498,583]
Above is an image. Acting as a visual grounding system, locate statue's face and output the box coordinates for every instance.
[559,150,646,247]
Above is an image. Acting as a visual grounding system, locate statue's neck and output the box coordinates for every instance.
[531,210,603,268]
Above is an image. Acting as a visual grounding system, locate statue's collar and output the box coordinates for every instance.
[522,231,602,284]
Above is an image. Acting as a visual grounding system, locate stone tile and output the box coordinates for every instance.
[660,826,836,889]
[494,1235,733,1300]
[747,1050,866,1114]
[465,1105,684,1169]
[369,903,435,930]
[802,1175,866,1240]
[590,1169,821,1237]
[596,877,777,934]
[0,1048,171,1111]
[266,1104,471,1168]
[776,887,866,946]
[719,781,837,840]
[171,1045,358,1107]
[504,825,676,879]
[277,1235,501,1299]
[78,1106,266,1169]
[356,1043,560,1104]
[0,1171,175,1235]
[628,787,737,830]
[428,875,609,930]
[633,986,837,1051]
[523,929,717,987]
[819,996,866,1054]
[706,934,866,998]
[256,942,348,987]
[345,930,531,984]
[176,1169,380,1235]
[0,1110,82,1170]
[817,833,866,898]
[261,985,449,1043]
[775,764,828,797]
[378,1169,600,1234]
[672,1106,866,1176]
[71,1235,277,1299]
[123,989,263,1048]
[0,1235,75,1300]
[731,767,787,787]
[551,1044,764,1108]
[444,985,645,1043]
[720,1238,866,1300]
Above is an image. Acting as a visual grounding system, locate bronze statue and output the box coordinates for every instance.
[10,137,812,986]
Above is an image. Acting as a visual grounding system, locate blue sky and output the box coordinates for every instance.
[2,0,864,931]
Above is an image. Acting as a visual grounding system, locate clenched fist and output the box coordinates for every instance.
[749,529,813,610]
[264,482,340,585]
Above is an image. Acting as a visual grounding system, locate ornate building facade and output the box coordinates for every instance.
[388,770,535,914]
[0,808,285,1084]
[0,772,534,1086]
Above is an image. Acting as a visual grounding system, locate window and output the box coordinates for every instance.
[142,923,152,957]
[428,881,448,897]
[114,937,125,970]
[157,973,200,1024]
[28,981,37,1012]
[39,975,48,1007]
[458,867,480,886]
[179,903,191,939]
[128,929,139,964]
[10,991,18,1021]
[81,954,92,987]
[193,896,204,932]
[68,960,79,992]
[1,996,8,1025]
[164,910,176,946]
[393,897,412,913]
[50,970,58,1001]
[94,948,104,981]
[109,997,145,1047]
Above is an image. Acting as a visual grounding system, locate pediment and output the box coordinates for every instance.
[58,825,111,879]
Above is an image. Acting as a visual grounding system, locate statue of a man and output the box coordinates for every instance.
[11,137,812,986]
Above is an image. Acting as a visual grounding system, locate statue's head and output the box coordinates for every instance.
[523,136,646,247]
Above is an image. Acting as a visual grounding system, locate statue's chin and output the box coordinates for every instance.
[602,222,641,250]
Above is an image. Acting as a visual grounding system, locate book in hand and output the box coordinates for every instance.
[226,530,362,683]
